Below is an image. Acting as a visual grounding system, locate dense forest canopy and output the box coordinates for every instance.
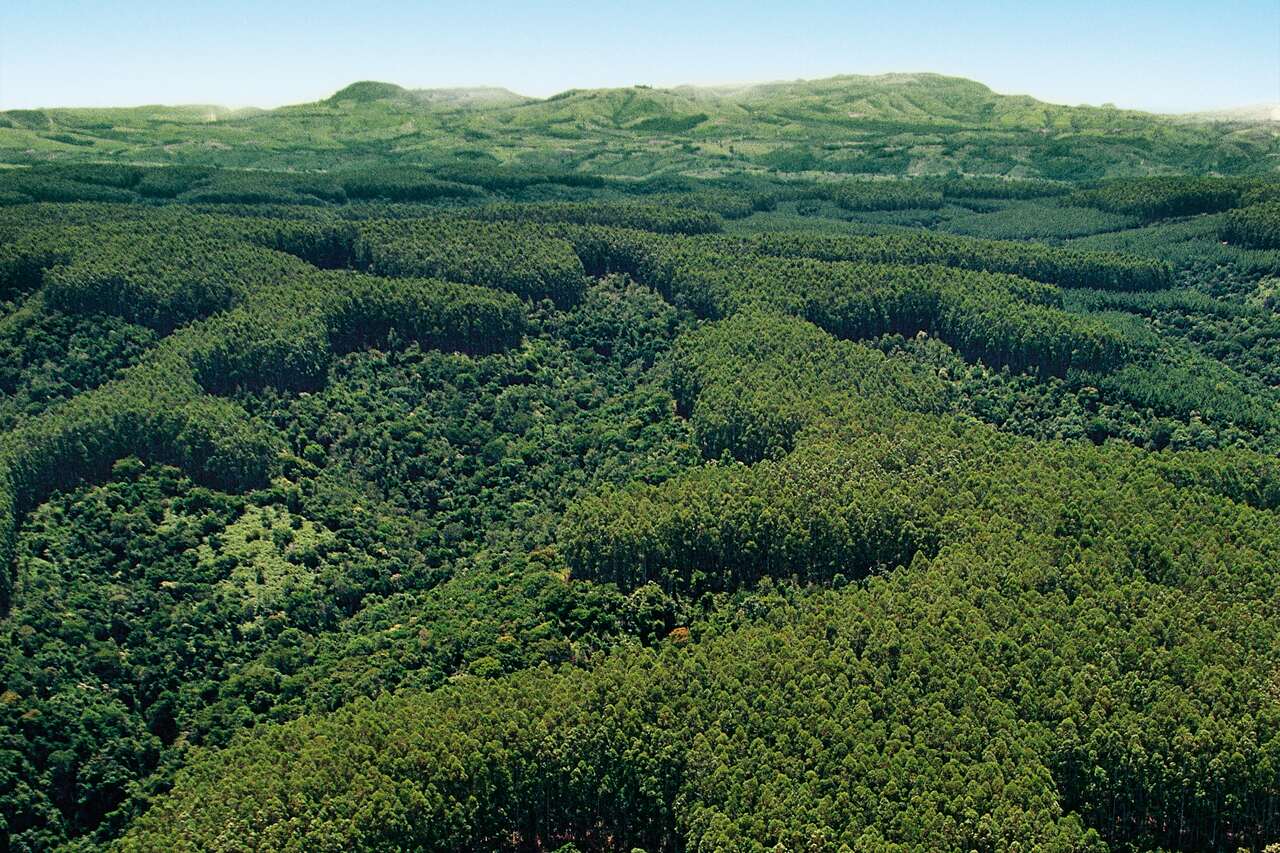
[2,75,1280,852]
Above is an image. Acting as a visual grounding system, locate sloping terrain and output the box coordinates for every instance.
[1,80,1280,852]
[4,73,1279,177]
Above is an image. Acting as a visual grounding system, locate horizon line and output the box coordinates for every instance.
[4,71,1277,117]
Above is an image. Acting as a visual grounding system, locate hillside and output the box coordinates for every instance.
[3,75,1280,852]
[3,73,1278,177]
[326,80,533,109]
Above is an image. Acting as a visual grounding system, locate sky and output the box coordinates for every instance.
[1,0,1277,113]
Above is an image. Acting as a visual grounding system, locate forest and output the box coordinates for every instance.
[2,75,1280,852]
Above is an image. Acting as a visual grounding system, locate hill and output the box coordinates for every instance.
[326,80,531,109]
[4,73,1280,852]
[2,73,1278,177]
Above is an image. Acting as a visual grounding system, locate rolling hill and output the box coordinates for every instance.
[3,73,1278,177]
[4,69,1280,851]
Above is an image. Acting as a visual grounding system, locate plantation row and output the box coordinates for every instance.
[638,188,778,219]
[1069,176,1246,220]
[124,366,1280,852]
[0,201,1192,613]
[563,308,1280,594]
[570,297,1280,583]
[937,202,1140,241]
[0,202,1243,585]
[544,312,1280,850]
[1068,214,1280,292]
[1221,201,1280,249]
[8,82,1280,853]
[0,163,579,206]
[0,204,1209,437]
[0,163,1067,207]
[10,170,1275,260]
[667,312,950,461]
[3,204,1176,321]
[350,219,591,303]
[461,201,724,234]
[1065,175,1280,222]
[829,182,944,211]
[8,165,1273,229]
[0,211,594,306]
[751,231,1173,290]
[678,175,1068,214]
[551,227,1163,384]
[553,224,1173,304]
[0,163,794,212]
[0,239,528,606]
[671,256,1133,376]
[920,174,1070,200]
[562,433,945,594]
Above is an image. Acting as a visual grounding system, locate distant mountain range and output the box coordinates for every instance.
[325,74,1280,125]
[318,73,1279,125]
[2,73,1277,178]
[326,81,533,109]
[1179,103,1280,123]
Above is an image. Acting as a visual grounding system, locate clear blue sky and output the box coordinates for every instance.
[2,0,1277,113]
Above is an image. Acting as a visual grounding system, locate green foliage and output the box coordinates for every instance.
[337,166,484,202]
[354,218,587,304]
[939,201,1138,240]
[928,174,1070,200]
[0,218,532,618]
[637,188,775,219]
[4,86,1280,853]
[754,230,1174,290]
[556,274,678,370]
[123,404,1280,850]
[43,235,305,332]
[1071,213,1280,289]
[629,112,708,133]
[0,229,79,298]
[0,171,137,204]
[177,170,348,205]
[669,311,949,460]
[188,271,526,394]
[1069,176,1246,221]
[1082,350,1280,433]
[831,181,944,211]
[563,435,942,593]
[0,279,685,848]
[464,201,724,234]
[1222,202,1280,249]
[669,254,1131,376]
[327,80,411,102]
[135,166,215,198]
[0,294,158,430]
